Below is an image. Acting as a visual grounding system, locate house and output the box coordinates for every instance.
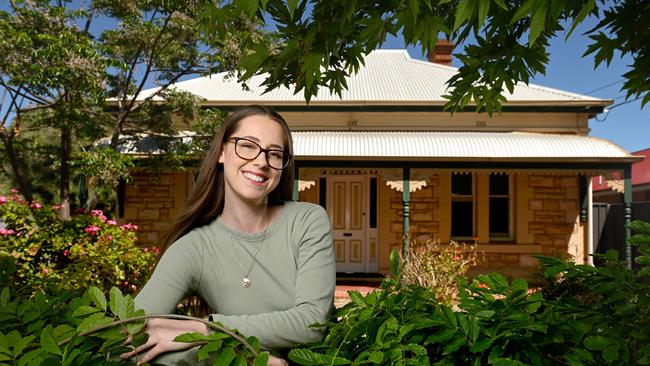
[592,148,650,203]
[117,49,641,280]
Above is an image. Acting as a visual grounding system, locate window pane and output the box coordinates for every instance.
[490,174,509,195]
[452,201,473,237]
[489,197,509,234]
[452,174,472,195]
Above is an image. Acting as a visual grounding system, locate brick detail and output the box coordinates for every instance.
[386,175,441,245]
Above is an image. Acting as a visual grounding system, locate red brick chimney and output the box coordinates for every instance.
[427,39,454,66]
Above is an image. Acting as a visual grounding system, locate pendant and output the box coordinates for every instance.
[241,277,251,288]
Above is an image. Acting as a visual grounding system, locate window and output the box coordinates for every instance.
[451,174,474,238]
[489,174,511,239]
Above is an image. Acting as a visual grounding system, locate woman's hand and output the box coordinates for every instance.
[268,355,289,366]
[120,318,209,365]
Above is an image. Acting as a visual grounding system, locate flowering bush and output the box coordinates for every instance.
[0,191,157,297]
[400,239,483,307]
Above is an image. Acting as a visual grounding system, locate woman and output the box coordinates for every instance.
[122,105,336,365]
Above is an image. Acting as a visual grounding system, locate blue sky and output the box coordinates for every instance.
[381,18,649,154]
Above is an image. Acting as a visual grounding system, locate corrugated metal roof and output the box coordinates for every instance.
[291,131,635,160]
[136,50,607,106]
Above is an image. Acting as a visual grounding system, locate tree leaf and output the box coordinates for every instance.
[253,351,270,366]
[108,287,127,320]
[584,335,611,350]
[87,287,106,311]
[174,332,210,343]
[214,346,236,365]
[288,348,352,365]
[71,305,101,318]
[197,339,222,361]
[528,0,548,45]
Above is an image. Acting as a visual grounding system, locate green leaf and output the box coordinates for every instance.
[237,0,259,18]
[87,287,107,311]
[12,335,35,357]
[389,249,400,278]
[174,332,210,343]
[603,345,619,362]
[566,0,595,39]
[71,305,101,318]
[442,306,458,328]
[197,339,222,361]
[40,326,61,356]
[253,351,270,366]
[214,346,236,365]
[288,348,352,365]
[425,329,456,344]
[476,310,495,319]
[477,0,490,29]
[287,0,298,19]
[0,288,8,308]
[494,0,508,10]
[470,338,494,353]
[584,335,611,350]
[510,0,535,24]
[367,350,384,363]
[443,335,466,355]
[108,287,127,320]
[528,0,548,45]
[348,290,366,306]
[454,0,475,31]
[76,313,112,334]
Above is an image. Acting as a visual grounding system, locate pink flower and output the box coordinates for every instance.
[120,223,138,231]
[90,210,106,222]
[42,268,49,275]
[10,188,18,193]
[0,196,6,204]
[63,250,69,256]
[107,235,113,241]
[30,202,42,209]
[52,204,61,210]
[107,220,117,225]
[85,225,101,236]
[0,228,15,236]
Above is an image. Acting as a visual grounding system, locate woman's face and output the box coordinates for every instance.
[218,114,287,206]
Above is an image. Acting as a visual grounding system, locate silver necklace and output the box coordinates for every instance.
[232,230,267,288]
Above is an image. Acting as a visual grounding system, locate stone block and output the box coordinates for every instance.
[420,223,439,233]
[543,199,560,211]
[390,222,403,233]
[529,200,543,210]
[159,209,169,219]
[557,176,577,187]
[519,255,539,267]
[138,187,154,196]
[558,200,577,211]
[139,209,160,220]
[500,254,519,264]
[534,212,565,223]
[145,202,165,209]
[535,234,553,246]
[411,211,434,222]
[529,176,554,187]
[533,187,566,197]
[547,224,573,234]
[528,223,546,234]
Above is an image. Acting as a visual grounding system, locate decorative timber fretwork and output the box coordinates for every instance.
[380,168,436,193]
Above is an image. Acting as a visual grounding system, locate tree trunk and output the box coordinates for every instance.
[1,130,33,203]
[59,126,71,220]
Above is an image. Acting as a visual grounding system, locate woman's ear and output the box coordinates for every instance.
[218,147,225,164]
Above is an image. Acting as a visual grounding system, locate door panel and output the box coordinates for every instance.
[328,176,368,272]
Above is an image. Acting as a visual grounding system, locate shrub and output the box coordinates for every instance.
[400,239,482,307]
[0,191,157,297]
[0,286,268,365]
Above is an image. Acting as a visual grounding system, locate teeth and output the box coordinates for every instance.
[243,172,265,182]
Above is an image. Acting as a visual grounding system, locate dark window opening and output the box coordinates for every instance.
[370,177,377,228]
[451,173,473,238]
[319,177,327,209]
[489,174,510,238]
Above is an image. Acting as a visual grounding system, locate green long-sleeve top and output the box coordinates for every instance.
[135,201,336,352]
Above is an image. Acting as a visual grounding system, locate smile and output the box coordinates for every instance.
[243,171,267,183]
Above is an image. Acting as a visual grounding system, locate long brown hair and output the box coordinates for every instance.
[160,105,295,251]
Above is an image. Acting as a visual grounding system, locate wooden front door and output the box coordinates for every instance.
[327,175,367,272]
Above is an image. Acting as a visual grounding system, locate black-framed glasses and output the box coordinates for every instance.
[227,137,292,170]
